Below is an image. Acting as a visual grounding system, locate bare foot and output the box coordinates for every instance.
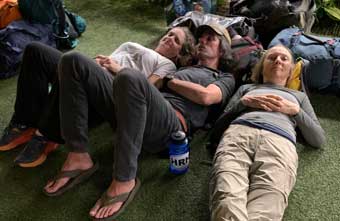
[44,152,93,194]
[89,179,136,219]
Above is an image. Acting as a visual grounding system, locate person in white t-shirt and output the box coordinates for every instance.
[95,27,196,88]
[0,26,196,169]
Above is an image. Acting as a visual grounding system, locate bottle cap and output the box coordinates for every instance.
[171,131,186,144]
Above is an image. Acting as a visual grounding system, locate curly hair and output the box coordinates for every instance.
[175,26,196,67]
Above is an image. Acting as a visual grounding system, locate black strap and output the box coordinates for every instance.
[53,0,68,38]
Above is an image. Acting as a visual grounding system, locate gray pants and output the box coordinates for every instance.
[210,124,298,221]
[58,53,181,181]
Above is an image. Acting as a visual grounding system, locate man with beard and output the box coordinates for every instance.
[43,23,236,221]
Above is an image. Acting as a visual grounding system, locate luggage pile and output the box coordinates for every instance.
[0,0,87,79]
[165,0,340,96]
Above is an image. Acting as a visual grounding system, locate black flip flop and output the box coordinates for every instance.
[43,162,99,197]
[92,178,141,221]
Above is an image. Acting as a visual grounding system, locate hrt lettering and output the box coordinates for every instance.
[178,157,189,166]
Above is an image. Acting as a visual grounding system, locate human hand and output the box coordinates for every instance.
[241,94,300,116]
[94,55,110,67]
[94,55,122,75]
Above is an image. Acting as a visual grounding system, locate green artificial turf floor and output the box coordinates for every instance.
[0,0,339,220]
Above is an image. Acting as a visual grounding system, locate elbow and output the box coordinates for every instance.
[200,93,215,106]
[308,132,327,149]
[199,91,221,106]
[313,135,326,149]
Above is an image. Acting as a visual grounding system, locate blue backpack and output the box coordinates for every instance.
[269,27,340,96]
[0,20,55,79]
[18,0,86,49]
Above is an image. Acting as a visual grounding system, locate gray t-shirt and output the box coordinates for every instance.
[217,83,326,148]
[233,87,300,143]
[110,42,176,78]
[162,66,235,131]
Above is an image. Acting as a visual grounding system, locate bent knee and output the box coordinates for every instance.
[114,68,146,88]
[58,51,84,79]
[24,42,47,53]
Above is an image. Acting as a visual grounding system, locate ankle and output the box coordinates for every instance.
[108,179,135,194]
[63,152,93,170]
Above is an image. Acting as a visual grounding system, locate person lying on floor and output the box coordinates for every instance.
[209,45,326,221]
[0,26,195,168]
[42,23,235,220]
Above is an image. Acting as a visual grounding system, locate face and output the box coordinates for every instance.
[155,27,186,59]
[197,29,221,60]
[262,46,294,86]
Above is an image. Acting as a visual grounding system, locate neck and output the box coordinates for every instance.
[263,79,286,87]
[198,58,219,70]
[155,48,176,62]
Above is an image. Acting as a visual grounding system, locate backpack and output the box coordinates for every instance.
[18,0,86,49]
[268,27,340,96]
[229,0,316,47]
[229,36,263,88]
[0,20,55,79]
[0,0,22,29]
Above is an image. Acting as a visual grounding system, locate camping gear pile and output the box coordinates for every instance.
[0,0,86,79]
[166,0,340,96]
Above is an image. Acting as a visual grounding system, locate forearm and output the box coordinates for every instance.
[167,79,220,105]
[294,108,326,148]
[294,96,326,148]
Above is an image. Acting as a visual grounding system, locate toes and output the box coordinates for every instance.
[92,203,123,219]
[89,199,102,216]
[44,177,70,193]
[44,180,55,190]
[96,207,108,219]
[106,207,116,217]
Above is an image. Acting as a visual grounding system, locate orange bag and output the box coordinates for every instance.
[0,0,22,29]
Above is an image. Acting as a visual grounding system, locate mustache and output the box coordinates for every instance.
[197,45,205,50]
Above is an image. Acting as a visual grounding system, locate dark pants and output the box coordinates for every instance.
[16,42,182,181]
[58,53,182,181]
[112,69,181,181]
[58,51,116,152]
[12,42,110,144]
[12,42,63,143]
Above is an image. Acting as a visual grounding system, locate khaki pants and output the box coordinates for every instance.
[210,124,298,221]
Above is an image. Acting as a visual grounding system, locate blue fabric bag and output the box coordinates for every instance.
[269,27,340,95]
[0,20,55,79]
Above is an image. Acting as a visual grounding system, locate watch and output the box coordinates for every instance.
[163,75,175,89]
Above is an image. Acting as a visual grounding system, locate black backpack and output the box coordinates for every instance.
[229,0,316,47]
[18,0,86,49]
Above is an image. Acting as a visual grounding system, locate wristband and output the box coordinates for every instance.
[163,75,175,89]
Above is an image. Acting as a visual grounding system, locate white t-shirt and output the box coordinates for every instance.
[110,42,176,78]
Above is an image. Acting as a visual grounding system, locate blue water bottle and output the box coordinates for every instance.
[169,131,189,174]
